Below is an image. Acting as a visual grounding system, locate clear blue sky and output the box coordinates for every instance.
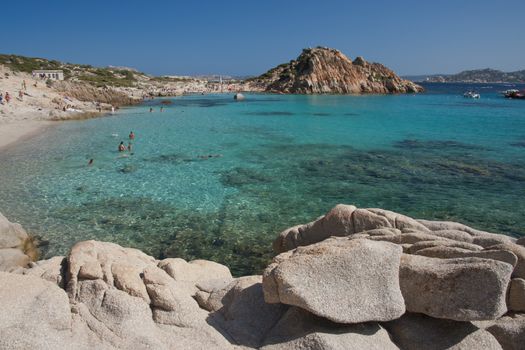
[1,0,523,76]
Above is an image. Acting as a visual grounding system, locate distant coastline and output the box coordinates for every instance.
[405,68,525,84]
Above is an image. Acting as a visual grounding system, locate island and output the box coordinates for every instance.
[245,47,423,94]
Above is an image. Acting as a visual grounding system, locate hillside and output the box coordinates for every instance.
[247,47,423,94]
[0,54,148,88]
[424,68,525,83]
[0,53,249,98]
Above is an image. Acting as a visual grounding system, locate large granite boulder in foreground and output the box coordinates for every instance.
[261,307,400,350]
[400,254,512,321]
[263,238,405,323]
[485,313,525,350]
[0,271,112,350]
[384,313,503,350]
[0,213,37,271]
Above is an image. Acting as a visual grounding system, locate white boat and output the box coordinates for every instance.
[463,91,480,99]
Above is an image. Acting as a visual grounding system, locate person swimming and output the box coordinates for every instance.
[128,142,133,152]
[149,107,153,113]
[129,131,135,140]
[118,141,126,152]
[88,159,94,166]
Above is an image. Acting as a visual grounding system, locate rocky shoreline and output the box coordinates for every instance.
[1,205,524,349]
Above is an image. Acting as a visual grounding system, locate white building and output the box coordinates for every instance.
[32,70,64,80]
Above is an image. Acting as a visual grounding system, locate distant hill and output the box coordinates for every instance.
[420,69,525,83]
[247,47,423,94]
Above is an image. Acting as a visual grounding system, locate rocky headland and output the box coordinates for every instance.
[246,47,423,94]
[1,204,524,349]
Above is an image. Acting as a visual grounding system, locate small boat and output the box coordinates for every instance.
[503,89,525,99]
[463,91,480,99]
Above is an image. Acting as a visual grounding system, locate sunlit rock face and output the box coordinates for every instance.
[253,47,423,94]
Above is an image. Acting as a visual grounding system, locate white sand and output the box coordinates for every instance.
[0,66,94,151]
[0,120,53,150]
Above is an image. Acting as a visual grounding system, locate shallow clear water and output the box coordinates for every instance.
[1,83,524,275]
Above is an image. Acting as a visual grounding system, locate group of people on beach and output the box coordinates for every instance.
[0,92,10,104]
[0,80,34,105]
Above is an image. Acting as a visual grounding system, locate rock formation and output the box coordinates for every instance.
[249,47,423,94]
[0,213,38,271]
[1,205,524,349]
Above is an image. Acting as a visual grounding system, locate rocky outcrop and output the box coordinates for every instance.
[261,307,400,350]
[53,80,139,107]
[384,313,503,350]
[251,47,423,94]
[399,254,512,321]
[0,271,107,350]
[509,279,525,312]
[485,314,525,350]
[263,238,405,323]
[197,275,287,348]
[0,213,37,271]
[0,206,524,349]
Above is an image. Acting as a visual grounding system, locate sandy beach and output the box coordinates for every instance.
[0,120,53,150]
[0,65,104,151]
[0,63,258,151]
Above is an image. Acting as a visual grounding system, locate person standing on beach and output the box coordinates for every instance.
[0,93,3,104]
[5,92,11,103]
[22,80,27,90]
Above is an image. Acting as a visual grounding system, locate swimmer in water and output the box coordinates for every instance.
[118,141,126,152]
[129,131,135,140]
[88,159,94,166]
[160,106,164,112]
[149,107,153,113]
[128,142,133,152]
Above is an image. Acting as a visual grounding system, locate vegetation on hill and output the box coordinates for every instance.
[0,54,145,87]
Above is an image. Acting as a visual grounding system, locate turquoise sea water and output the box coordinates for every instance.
[1,83,524,275]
